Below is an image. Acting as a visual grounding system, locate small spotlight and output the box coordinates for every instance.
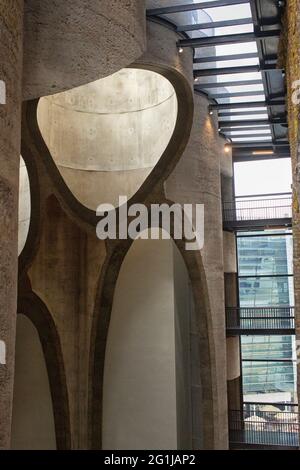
[209,110,214,115]
[225,144,231,154]
[194,77,199,83]
[178,47,184,54]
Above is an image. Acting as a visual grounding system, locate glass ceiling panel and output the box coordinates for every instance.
[216,95,266,103]
[204,85,264,94]
[227,113,269,120]
[229,129,271,135]
[202,4,252,21]
[217,72,262,81]
[232,137,272,142]
[222,107,267,112]
[199,23,253,36]
[197,41,257,58]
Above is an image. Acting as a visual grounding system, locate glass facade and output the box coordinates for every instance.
[237,231,297,402]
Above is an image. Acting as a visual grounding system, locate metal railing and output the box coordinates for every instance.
[229,404,299,447]
[226,306,295,332]
[223,195,292,223]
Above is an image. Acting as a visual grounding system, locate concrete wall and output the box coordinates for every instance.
[102,235,193,450]
[11,315,56,449]
[37,69,177,209]
[23,0,146,99]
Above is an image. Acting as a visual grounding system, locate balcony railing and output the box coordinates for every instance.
[223,195,292,228]
[229,404,299,448]
[226,306,295,334]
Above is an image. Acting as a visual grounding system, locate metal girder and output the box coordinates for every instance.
[219,118,287,127]
[178,30,280,48]
[231,142,290,148]
[210,100,286,109]
[196,79,263,88]
[146,0,250,16]
[194,64,281,77]
[194,52,259,63]
[179,16,280,32]
[223,126,271,132]
[233,154,290,162]
[228,133,271,138]
[209,91,266,98]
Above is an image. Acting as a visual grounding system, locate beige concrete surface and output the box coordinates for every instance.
[23,0,146,99]
[11,315,56,449]
[38,69,178,209]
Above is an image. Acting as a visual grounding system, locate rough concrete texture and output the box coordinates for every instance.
[166,92,228,449]
[37,69,177,209]
[23,0,146,100]
[27,197,107,449]
[0,0,24,450]
[16,17,224,450]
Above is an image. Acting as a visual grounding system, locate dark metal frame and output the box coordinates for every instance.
[146,0,289,161]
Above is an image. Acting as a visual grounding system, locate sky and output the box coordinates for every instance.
[234,159,293,196]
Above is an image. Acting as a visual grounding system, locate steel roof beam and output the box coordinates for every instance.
[195,79,263,88]
[178,30,281,48]
[194,64,281,77]
[210,100,286,109]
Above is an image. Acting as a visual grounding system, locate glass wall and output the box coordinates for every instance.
[237,230,297,403]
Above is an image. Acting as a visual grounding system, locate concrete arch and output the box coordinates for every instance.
[18,157,31,256]
[88,226,215,449]
[37,68,179,210]
[21,63,193,231]
[15,291,71,449]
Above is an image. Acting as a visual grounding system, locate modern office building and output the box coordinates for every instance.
[0,0,299,451]
[237,231,297,403]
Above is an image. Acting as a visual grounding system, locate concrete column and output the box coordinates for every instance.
[0,0,24,449]
[166,93,228,449]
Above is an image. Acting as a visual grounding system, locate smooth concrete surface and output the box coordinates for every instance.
[173,245,193,450]
[11,315,56,449]
[23,1,146,99]
[166,92,228,449]
[223,232,237,274]
[0,0,24,449]
[38,69,178,209]
[226,337,240,382]
[18,157,31,255]
[103,234,193,450]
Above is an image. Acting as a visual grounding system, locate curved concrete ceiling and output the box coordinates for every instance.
[38,69,178,209]
[23,0,146,100]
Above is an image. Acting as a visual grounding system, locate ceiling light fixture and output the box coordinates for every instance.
[252,150,274,155]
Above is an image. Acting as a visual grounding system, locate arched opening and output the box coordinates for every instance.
[18,156,31,256]
[102,233,199,450]
[11,314,56,449]
[37,69,178,210]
